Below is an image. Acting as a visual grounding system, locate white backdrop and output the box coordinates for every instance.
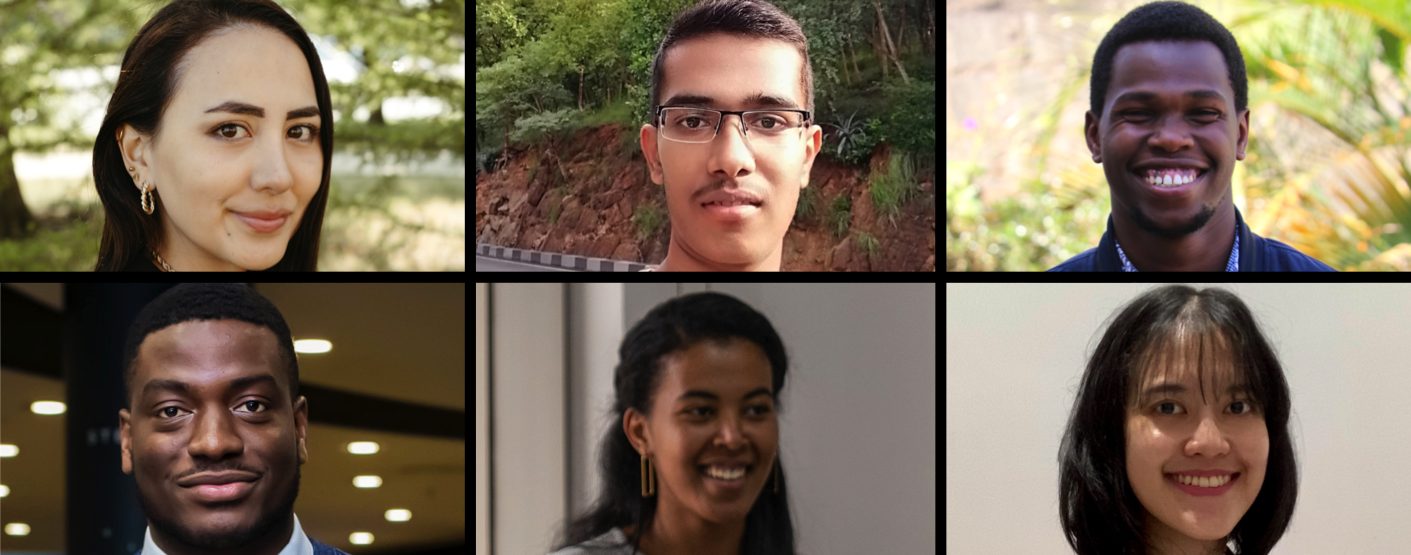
[945,283,1411,553]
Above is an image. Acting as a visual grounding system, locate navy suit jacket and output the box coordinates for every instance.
[313,538,350,555]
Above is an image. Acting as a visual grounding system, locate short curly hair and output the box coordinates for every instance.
[1089,1,1247,117]
[123,284,298,407]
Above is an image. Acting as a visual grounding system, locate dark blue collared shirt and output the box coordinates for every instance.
[1049,207,1336,272]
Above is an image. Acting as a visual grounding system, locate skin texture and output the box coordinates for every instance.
[1125,368,1267,555]
[623,338,779,555]
[1085,40,1250,271]
[120,320,309,555]
[118,25,323,271]
[640,33,823,271]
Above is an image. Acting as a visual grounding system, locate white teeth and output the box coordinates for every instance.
[1174,474,1231,488]
[704,466,746,480]
[1144,169,1200,187]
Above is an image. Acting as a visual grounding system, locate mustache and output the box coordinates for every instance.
[692,181,765,202]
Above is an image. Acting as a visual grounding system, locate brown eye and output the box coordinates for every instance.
[236,400,268,413]
[214,123,247,140]
[158,406,185,419]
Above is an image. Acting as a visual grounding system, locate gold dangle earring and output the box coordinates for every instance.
[772,459,780,494]
[640,453,656,497]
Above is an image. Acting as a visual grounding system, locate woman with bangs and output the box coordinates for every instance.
[1059,285,1297,554]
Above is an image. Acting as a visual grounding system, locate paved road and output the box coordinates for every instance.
[475,255,577,272]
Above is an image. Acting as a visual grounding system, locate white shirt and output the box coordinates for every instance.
[140,512,314,555]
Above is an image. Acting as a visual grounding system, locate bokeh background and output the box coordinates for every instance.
[946,0,1411,271]
[0,0,466,271]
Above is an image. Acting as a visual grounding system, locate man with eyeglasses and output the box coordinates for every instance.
[639,0,824,271]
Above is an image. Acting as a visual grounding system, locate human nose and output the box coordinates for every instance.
[1185,414,1230,457]
[251,134,296,194]
[707,113,756,179]
[712,412,747,450]
[1147,117,1196,153]
[187,410,243,460]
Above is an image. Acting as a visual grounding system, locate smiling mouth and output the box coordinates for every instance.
[1134,168,1209,188]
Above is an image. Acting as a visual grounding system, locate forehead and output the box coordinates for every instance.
[1129,323,1250,401]
[1107,40,1231,107]
[660,33,804,109]
[134,319,286,392]
[655,339,773,397]
[166,25,316,120]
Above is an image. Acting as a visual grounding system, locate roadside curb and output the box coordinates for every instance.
[475,243,647,272]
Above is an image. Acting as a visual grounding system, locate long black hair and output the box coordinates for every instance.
[93,0,333,271]
[1058,285,1297,554]
[555,292,797,554]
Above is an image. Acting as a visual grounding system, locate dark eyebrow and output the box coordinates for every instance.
[205,101,320,120]
[661,92,800,110]
[140,374,278,402]
[1142,383,1250,398]
[1112,89,1227,106]
[677,387,773,403]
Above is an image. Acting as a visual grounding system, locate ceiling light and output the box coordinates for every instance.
[0,484,9,497]
[349,532,374,545]
[31,401,66,415]
[0,444,16,458]
[385,508,412,522]
[5,523,30,536]
[294,339,332,354]
[346,441,379,455]
[353,475,382,488]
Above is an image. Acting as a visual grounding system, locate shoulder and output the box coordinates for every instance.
[548,528,636,555]
[1251,235,1336,271]
[311,538,351,555]
[1048,247,1100,271]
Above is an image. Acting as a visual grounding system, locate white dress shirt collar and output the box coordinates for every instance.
[140,512,313,555]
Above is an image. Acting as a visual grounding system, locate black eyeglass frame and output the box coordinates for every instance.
[654,105,812,143]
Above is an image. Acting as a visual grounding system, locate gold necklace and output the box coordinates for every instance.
[151,249,174,272]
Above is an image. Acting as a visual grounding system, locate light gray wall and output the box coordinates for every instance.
[945,283,1411,554]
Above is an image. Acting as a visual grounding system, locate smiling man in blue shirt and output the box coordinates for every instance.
[1051,1,1334,272]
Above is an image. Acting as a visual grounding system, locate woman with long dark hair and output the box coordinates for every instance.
[553,292,797,554]
[92,0,333,271]
[1059,285,1298,554]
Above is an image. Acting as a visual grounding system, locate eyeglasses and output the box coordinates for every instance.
[656,106,811,145]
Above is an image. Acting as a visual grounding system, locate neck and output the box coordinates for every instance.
[1112,206,1236,271]
[149,513,293,555]
[637,497,745,555]
[659,234,781,271]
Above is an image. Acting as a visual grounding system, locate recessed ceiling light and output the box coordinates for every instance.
[353,475,383,488]
[0,484,9,498]
[294,339,332,354]
[0,444,17,458]
[346,441,379,455]
[31,401,66,415]
[385,508,412,522]
[349,532,374,545]
[4,523,31,536]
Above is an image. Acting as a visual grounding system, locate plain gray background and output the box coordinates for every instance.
[945,283,1411,553]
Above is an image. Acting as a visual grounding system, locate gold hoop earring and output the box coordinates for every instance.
[140,182,154,215]
[640,454,656,497]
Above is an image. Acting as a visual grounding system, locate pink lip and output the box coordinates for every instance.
[699,201,761,224]
[232,211,289,233]
[1166,472,1239,497]
[186,480,256,503]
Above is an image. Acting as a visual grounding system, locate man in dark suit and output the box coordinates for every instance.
[119,284,349,555]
